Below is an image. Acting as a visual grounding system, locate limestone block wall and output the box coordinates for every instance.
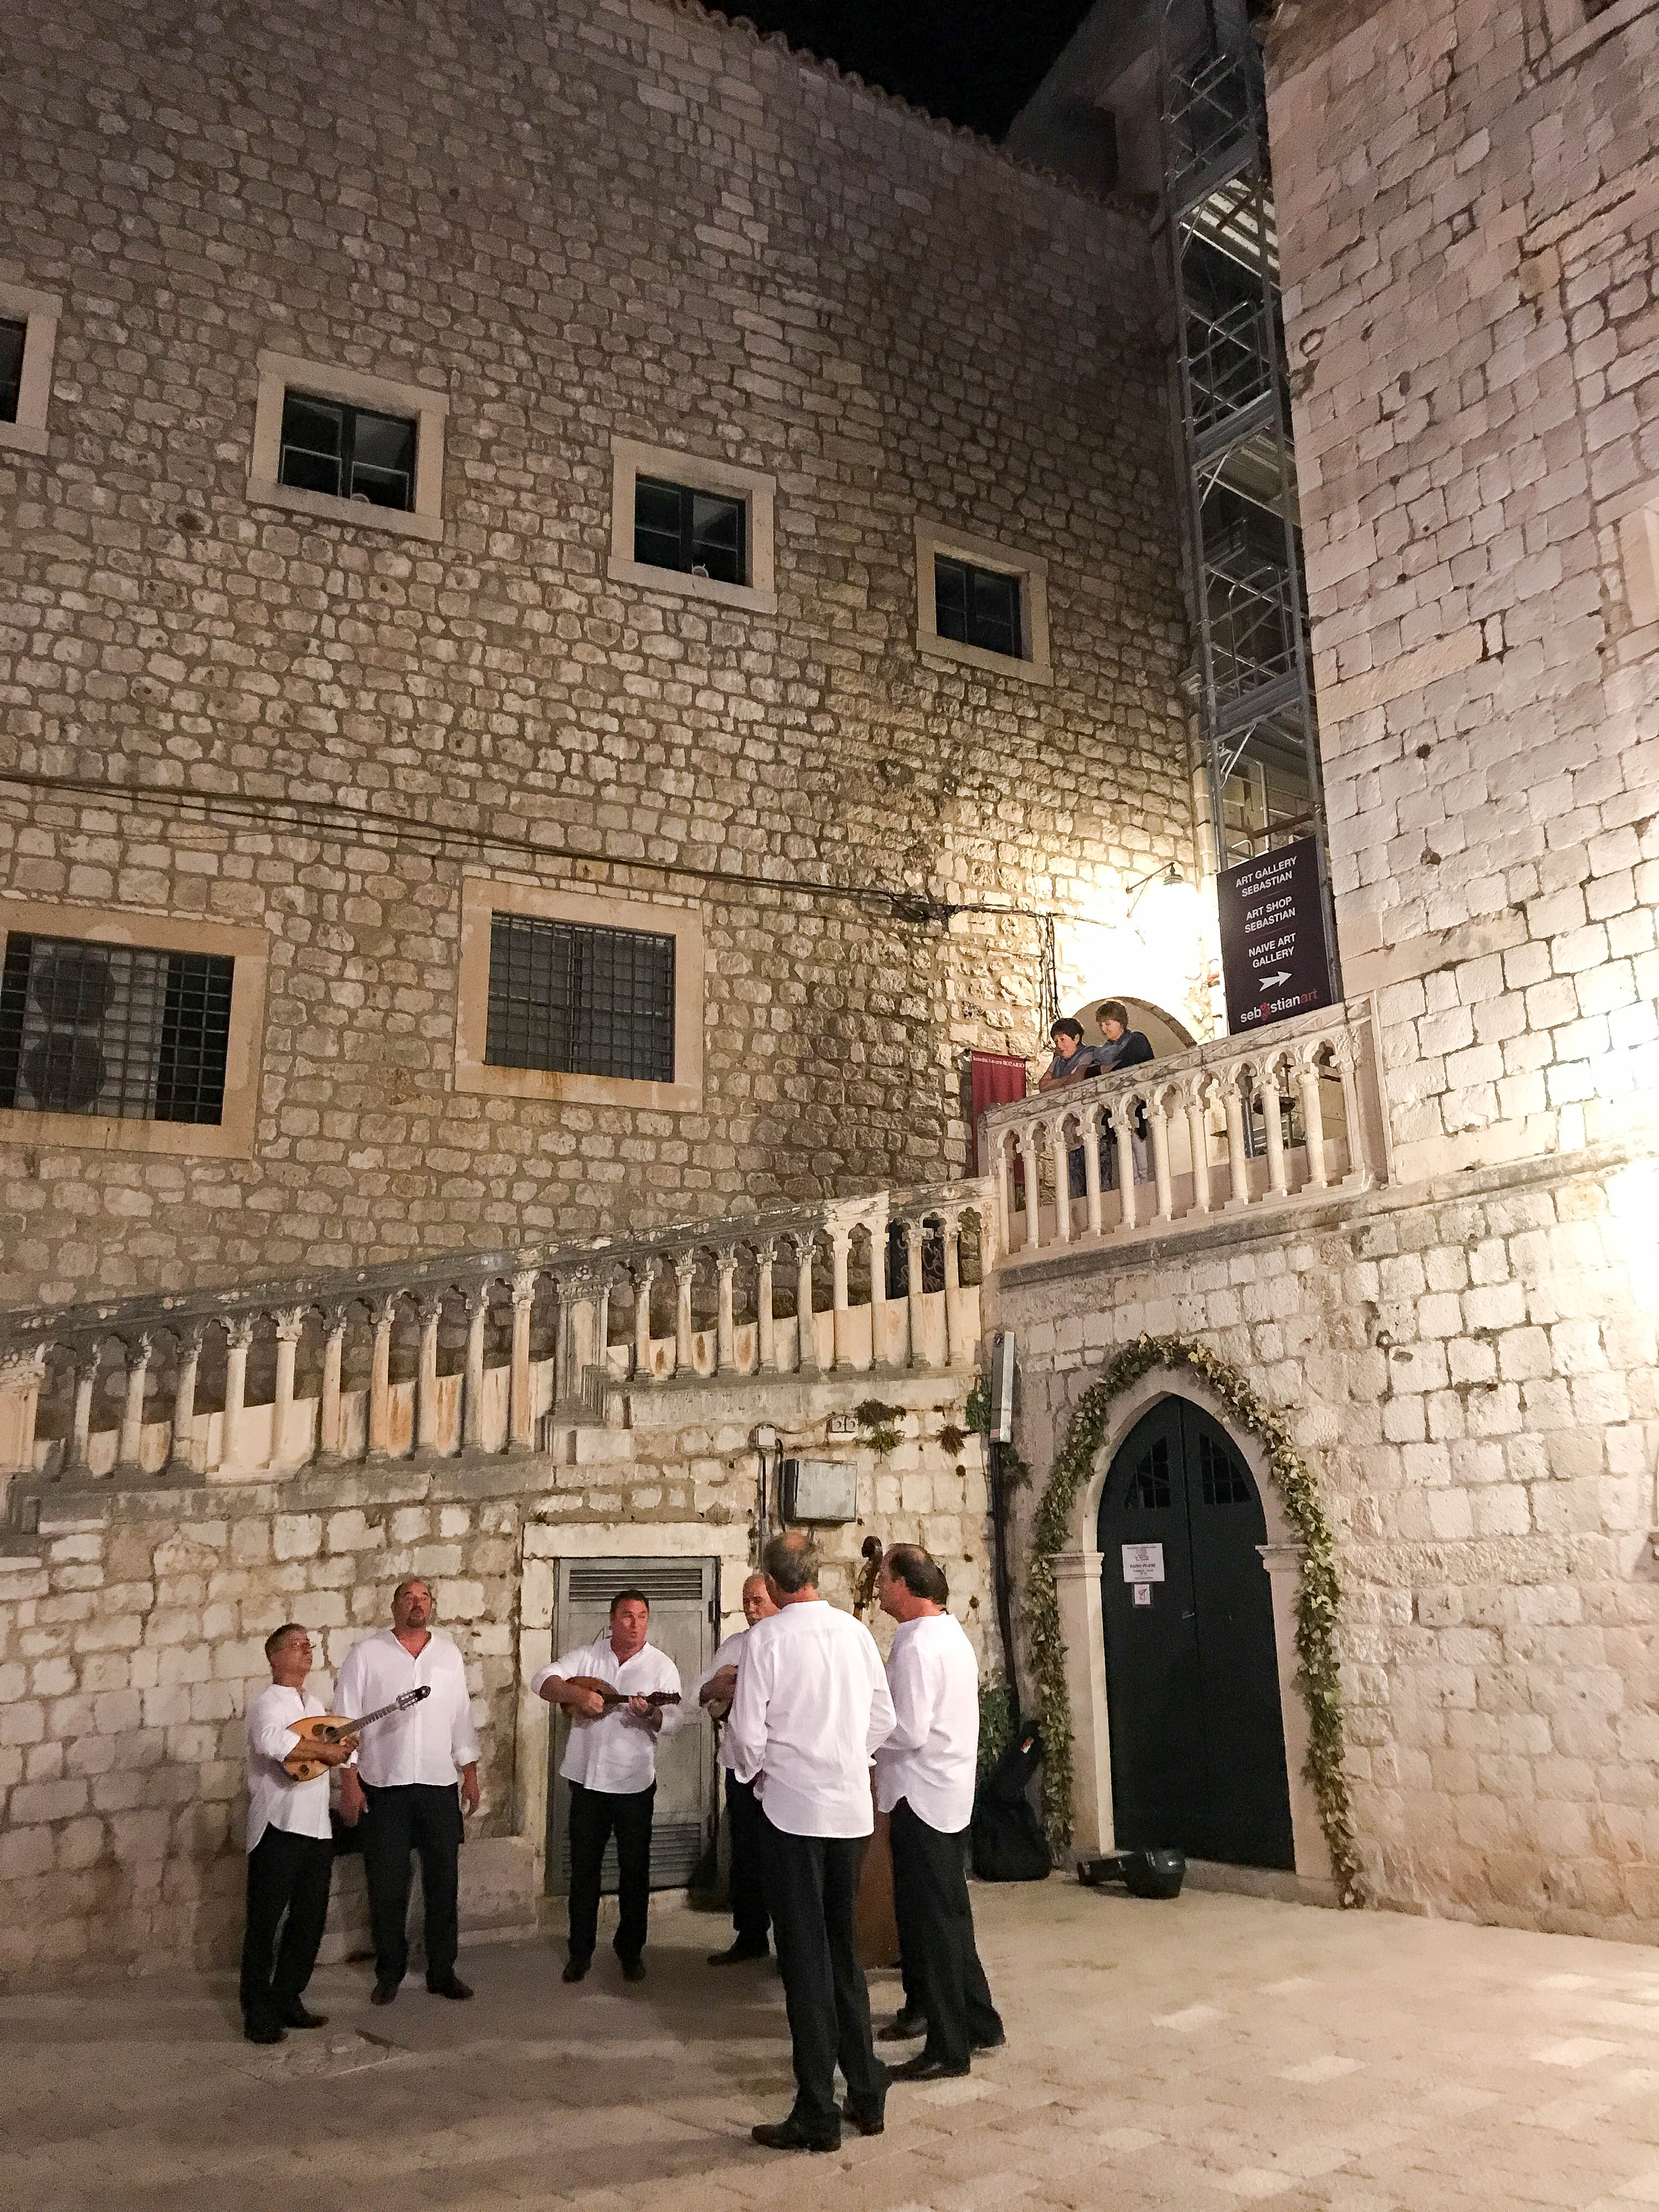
[0,0,1196,1312]
[0,1367,989,1986]
[1266,0,1659,1183]
[992,1150,1659,1940]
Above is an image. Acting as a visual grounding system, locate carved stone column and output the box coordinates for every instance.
[905,1217,927,1370]
[1222,1070,1251,1210]
[1047,1113,1071,1246]
[827,1222,851,1373]
[1182,1077,1213,1216]
[67,1346,99,1479]
[1332,1035,1369,1188]
[867,1201,890,1368]
[756,1239,777,1374]
[1018,1126,1042,1251]
[941,1211,964,1370]
[633,1259,656,1380]
[462,1289,488,1451]
[1110,1099,1139,1233]
[223,1317,255,1471]
[166,1326,204,1477]
[1148,1090,1174,1223]
[318,1308,346,1461]
[509,1270,536,1454]
[116,1334,153,1478]
[792,1232,819,1375]
[1296,1046,1329,1189]
[0,1347,46,1482]
[715,1246,739,1374]
[367,1300,394,1458]
[272,1308,306,1469]
[674,1250,697,1374]
[1081,1102,1104,1237]
[1257,1058,1289,1197]
[415,1295,442,1455]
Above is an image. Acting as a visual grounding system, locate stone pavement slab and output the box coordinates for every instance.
[7,1882,1659,2210]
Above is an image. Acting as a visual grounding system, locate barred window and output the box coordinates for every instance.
[935,556,1022,658]
[278,391,417,511]
[0,935,234,1124]
[486,914,675,1085]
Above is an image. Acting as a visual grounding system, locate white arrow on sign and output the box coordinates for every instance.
[1255,969,1291,988]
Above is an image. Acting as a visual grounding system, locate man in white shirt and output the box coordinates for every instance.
[336,1577,481,2007]
[693,1569,778,1966]
[725,1531,896,2153]
[874,1545,1005,2081]
[241,1623,352,2044]
[533,1587,682,1985]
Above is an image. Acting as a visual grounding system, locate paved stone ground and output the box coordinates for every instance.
[7,1881,1659,2211]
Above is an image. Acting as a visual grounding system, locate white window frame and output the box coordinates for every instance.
[0,898,268,1158]
[913,518,1053,685]
[1543,0,1656,63]
[248,349,447,542]
[454,875,706,1113]
[0,283,64,458]
[607,437,778,615]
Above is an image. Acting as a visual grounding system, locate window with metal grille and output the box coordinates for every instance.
[0,935,234,1124]
[278,390,417,511]
[633,476,746,585]
[0,319,25,424]
[1127,1437,1172,1510]
[935,556,1022,658]
[486,913,674,1084]
[1199,1431,1252,1505]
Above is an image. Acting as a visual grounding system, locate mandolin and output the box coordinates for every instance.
[282,1685,432,1782]
[563,1674,681,1715]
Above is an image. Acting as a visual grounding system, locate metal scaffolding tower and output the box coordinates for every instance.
[1159,0,1334,911]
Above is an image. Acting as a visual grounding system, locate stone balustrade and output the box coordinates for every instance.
[980,997,1392,1266]
[0,1181,992,1503]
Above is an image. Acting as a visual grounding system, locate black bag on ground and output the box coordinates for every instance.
[970,1722,1051,1882]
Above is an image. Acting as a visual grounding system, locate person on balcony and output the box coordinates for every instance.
[1038,1017,1106,1196]
[1097,1000,1154,1187]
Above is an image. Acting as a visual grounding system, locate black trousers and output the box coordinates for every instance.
[567,1781,654,1965]
[358,1781,462,1988]
[240,1825,333,2029]
[888,1797,1003,2069]
[761,1816,885,2132]
[726,1771,770,1950]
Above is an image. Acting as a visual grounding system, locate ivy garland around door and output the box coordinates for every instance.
[1025,1332,1364,1908]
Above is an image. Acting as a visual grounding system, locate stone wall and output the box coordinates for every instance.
[0,0,1197,1312]
[1265,0,1659,1185]
[992,1146,1659,1939]
[0,1367,989,1985]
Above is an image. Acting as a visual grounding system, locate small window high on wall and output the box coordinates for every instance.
[486,913,676,1085]
[0,935,234,1124]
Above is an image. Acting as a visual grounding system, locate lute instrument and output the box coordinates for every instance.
[282,1684,432,1782]
[562,1674,681,1715]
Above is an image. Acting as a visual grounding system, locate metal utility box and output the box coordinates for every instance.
[780,1457,858,1525]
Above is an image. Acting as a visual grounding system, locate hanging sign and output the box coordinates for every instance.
[1121,1542,1165,1583]
[1217,835,1334,1033]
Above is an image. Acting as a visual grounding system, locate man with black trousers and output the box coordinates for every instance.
[726,1530,896,2152]
[693,1568,779,1965]
[241,1622,351,2042]
[533,1589,681,1985]
[336,1578,481,2006]
[875,1544,1005,2079]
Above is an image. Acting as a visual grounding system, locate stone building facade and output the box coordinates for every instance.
[0,0,1198,1316]
[985,0,1659,1944]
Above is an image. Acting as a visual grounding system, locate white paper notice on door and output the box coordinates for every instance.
[1121,1542,1165,1584]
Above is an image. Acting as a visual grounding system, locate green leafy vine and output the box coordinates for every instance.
[1026,1333,1363,1908]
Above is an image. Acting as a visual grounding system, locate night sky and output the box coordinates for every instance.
[708,2,1098,139]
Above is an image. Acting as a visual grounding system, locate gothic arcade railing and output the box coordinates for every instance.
[0,1181,992,1502]
[980,998,1391,1267]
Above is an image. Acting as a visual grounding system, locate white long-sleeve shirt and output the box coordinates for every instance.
[531,1637,682,1795]
[693,1627,750,1774]
[334,1629,480,1788]
[874,1611,980,1835]
[245,1683,333,1852]
[724,1599,895,1838]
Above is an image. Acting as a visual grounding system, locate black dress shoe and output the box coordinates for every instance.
[839,2100,885,2137]
[426,1973,473,2000]
[244,2019,285,2045]
[562,1956,589,1984]
[619,1955,646,1984]
[972,2029,1007,2053]
[709,1940,770,1965]
[751,2115,842,2152]
[281,2005,328,2029]
[877,2009,927,2042]
[370,1982,398,2007]
[890,2053,970,2083]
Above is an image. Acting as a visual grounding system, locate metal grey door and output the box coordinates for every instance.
[545,1556,718,1895]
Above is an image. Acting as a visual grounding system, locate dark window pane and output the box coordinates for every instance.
[634,476,686,571]
[935,556,1022,657]
[279,393,345,498]
[0,934,231,1124]
[486,915,674,1084]
[347,406,416,511]
[690,491,744,583]
[0,319,25,425]
[1127,1437,1171,1510]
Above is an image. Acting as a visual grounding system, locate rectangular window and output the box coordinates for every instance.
[278,391,417,512]
[0,935,234,1125]
[934,556,1022,658]
[633,476,747,585]
[0,319,25,425]
[485,914,675,1084]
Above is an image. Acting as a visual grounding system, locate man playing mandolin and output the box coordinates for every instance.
[533,1589,682,1985]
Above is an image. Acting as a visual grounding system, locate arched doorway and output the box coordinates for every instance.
[1098,1397,1294,1869]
